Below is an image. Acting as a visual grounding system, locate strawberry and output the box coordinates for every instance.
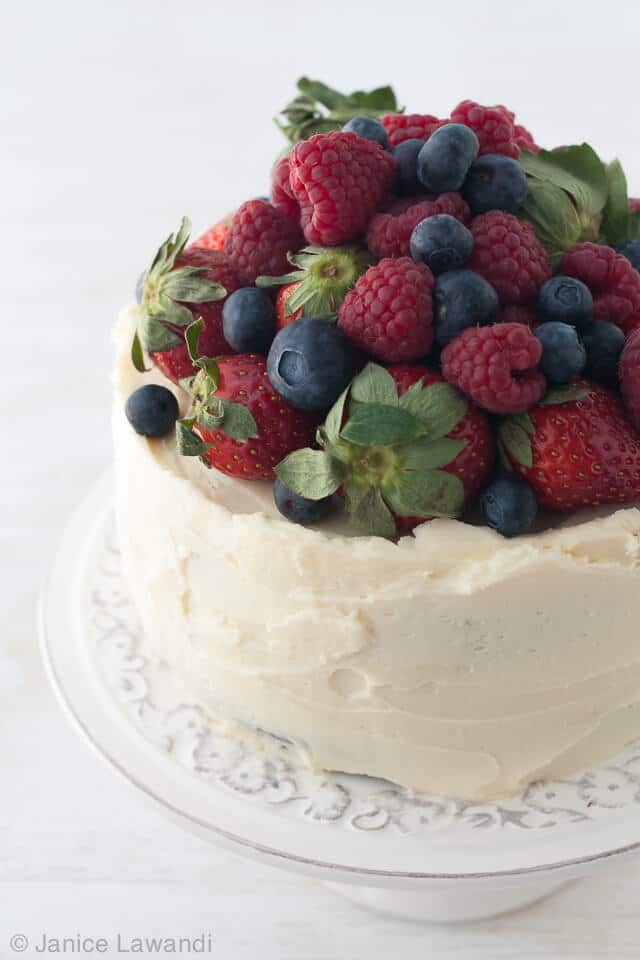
[176,321,318,480]
[135,218,242,384]
[193,214,233,252]
[276,362,494,538]
[275,283,302,329]
[498,382,640,509]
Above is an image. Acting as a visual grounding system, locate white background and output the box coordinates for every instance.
[4,0,640,955]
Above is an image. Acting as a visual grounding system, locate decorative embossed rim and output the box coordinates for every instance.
[40,472,640,884]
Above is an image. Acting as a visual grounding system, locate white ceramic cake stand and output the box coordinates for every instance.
[40,472,640,924]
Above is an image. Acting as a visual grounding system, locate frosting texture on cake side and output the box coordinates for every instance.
[114,306,640,801]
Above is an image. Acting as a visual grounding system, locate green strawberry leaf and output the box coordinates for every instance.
[162,268,226,303]
[218,400,258,442]
[396,437,466,471]
[176,419,212,457]
[138,311,182,353]
[185,319,220,380]
[519,179,583,262]
[131,331,148,372]
[520,145,607,215]
[276,78,400,144]
[276,448,344,500]
[344,482,397,539]
[340,403,425,446]
[323,386,350,444]
[498,420,533,469]
[510,412,535,435]
[602,160,631,245]
[349,363,398,406]
[382,469,465,519]
[399,381,468,439]
[539,384,590,406]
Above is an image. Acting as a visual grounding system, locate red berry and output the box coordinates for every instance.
[381,113,445,148]
[271,156,300,224]
[275,283,302,329]
[561,242,640,335]
[441,322,546,414]
[620,330,640,431]
[469,211,551,305]
[193,216,232,253]
[503,383,640,510]
[366,192,470,260]
[225,199,303,284]
[513,123,540,153]
[195,355,319,480]
[630,198,640,213]
[338,258,434,363]
[288,131,395,246]
[450,100,519,158]
[496,304,540,328]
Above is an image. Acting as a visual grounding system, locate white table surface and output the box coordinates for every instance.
[4,0,640,955]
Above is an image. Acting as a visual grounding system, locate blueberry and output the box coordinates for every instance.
[222,287,275,354]
[410,214,473,275]
[534,322,586,385]
[267,318,356,411]
[392,139,424,196]
[433,270,499,346]
[135,271,146,303]
[581,321,625,387]
[480,475,538,537]
[342,116,389,150]
[537,276,593,330]
[615,239,640,271]
[462,154,528,214]
[125,384,179,437]
[273,478,334,525]
[417,123,479,193]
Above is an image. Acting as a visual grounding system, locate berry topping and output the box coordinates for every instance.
[382,113,444,148]
[392,139,426,196]
[462,154,528,215]
[222,288,276,354]
[342,116,389,149]
[273,478,335,525]
[267,317,356,411]
[410,214,474,275]
[417,124,479,193]
[125,385,179,438]
[450,100,519,158]
[499,383,640,510]
[225,200,304,284]
[620,330,640,431]
[615,239,640,271]
[537,276,594,329]
[366,193,470,260]
[534,322,586,385]
[433,269,499,346]
[338,258,435,363]
[480,475,538,537]
[276,362,493,537]
[469,211,551,305]
[441,322,546,414]
[582,321,625,387]
[288,131,395,245]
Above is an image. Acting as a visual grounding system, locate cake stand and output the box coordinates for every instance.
[40,472,640,924]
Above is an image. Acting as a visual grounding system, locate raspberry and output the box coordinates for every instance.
[441,322,546,414]
[469,211,551,305]
[225,199,303,284]
[620,330,640,430]
[514,123,540,153]
[630,198,640,213]
[450,100,519,158]
[366,192,470,259]
[381,113,445,148]
[271,156,300,224]
[288,131,396,245]
[561,242,640,335]
[338,257,434,363]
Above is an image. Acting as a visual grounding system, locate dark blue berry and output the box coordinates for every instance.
[417,123,479,193]
[581,321,625,387]
[392,139,424,196]
[135,271,146,304]
[342,116,389,150]
[125,384,179,438]
[537,276,593,330]
[534,322,586,385]
[615,239,640,271]
[273,478,334,525]
[222,287,275,354]
[480,475,538,537]
[267,318,356,411]
[462,154,528,214]
[433,269,499,346]
[410,214,473,275]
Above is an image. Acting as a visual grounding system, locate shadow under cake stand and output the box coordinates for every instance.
[40,472,640,924]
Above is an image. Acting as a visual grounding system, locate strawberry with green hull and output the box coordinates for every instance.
[499,383,640,510]
[276,363,494,538]
[135,218,242,384]
[176,320,319,481]
[193,214,234,252]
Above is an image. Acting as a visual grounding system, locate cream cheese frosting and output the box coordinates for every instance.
[114,304,640,800]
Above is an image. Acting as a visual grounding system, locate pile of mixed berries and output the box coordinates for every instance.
[126,78,640,539]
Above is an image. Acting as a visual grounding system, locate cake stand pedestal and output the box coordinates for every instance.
[40,473,640,924]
